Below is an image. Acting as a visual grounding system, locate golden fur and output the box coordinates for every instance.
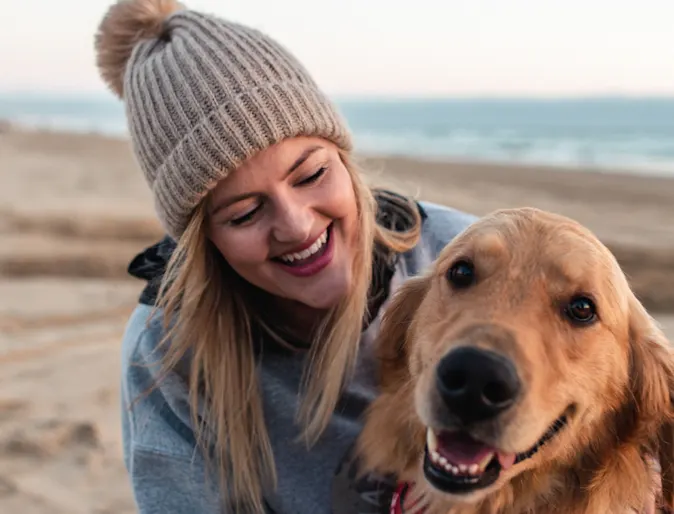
[356,207,674,514]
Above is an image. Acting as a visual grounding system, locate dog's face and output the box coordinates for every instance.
[358,207,673,511]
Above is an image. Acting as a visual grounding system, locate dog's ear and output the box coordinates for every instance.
[354,273,432,479]
[628,295,674,510]
[376,273,432,391]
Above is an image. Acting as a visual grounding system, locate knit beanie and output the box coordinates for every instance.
[94,0,353,239]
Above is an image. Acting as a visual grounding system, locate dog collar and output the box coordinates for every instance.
[390,482,427,514]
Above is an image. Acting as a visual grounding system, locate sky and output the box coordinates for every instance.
[2,0,674,98]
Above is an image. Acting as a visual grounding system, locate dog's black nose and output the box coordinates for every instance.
[436,346,521,424]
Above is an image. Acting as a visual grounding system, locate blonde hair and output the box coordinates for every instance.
[152,152,421,512]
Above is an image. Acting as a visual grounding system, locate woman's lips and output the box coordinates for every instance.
[272,224,334,278]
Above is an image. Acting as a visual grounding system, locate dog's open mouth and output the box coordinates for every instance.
[423,411,570,494]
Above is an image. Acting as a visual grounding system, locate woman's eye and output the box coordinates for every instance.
[229,204,262,226]
[298,166,327,186]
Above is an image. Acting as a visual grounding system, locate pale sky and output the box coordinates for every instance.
[2,0,674,98]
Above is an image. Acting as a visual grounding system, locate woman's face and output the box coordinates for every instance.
[207,136,360,312]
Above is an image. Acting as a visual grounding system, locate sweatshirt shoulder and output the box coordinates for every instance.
[418,201,478,255]
[396,201,477,278]
[120,303,171,381]
[120,304,197,457]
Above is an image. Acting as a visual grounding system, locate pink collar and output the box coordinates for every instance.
[390,482,428,514]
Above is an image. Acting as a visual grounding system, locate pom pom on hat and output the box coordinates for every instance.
[94,0,183,98]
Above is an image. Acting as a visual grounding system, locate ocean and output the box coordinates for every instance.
[2,93,674,177]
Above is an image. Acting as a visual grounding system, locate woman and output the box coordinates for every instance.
[95,1,661,514]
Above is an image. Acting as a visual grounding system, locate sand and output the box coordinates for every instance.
[1,126,673,513]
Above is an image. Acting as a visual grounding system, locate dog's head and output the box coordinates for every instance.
[357,207,674,511]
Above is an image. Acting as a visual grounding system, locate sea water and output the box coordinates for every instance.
[3,93,674,177]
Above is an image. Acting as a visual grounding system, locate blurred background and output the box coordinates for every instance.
[1,1,673,512]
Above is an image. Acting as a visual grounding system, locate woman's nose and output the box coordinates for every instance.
[271,199,313,244]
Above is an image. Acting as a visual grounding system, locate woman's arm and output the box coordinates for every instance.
[120,305,223,513]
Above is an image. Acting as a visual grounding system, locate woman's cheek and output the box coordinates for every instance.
[320,170,357,217]
[212,227,265,264]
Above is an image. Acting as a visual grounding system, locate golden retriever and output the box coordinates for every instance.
[356,207,674,514]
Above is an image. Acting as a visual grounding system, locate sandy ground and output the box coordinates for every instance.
[1,126,673,513]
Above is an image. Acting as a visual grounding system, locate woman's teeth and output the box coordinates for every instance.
[279,229,328,263]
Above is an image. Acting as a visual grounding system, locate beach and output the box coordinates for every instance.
[1,126,673,513]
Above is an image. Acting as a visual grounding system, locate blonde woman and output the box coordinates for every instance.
[95,2,667,513]
[98,1,486,513]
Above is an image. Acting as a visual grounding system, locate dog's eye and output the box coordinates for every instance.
[565,296,597,324]
[447,260,476,289]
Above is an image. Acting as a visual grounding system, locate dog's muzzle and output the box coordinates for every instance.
[422,345,570,495]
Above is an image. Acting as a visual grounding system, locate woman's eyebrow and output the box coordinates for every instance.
[285,145,323,177]
[210,192,256,217]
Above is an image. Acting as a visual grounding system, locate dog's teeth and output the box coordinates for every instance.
[426,428,438,452]
[477,452,495,471]
[428,438,494,477]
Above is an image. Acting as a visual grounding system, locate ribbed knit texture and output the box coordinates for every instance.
[122,9,352,238]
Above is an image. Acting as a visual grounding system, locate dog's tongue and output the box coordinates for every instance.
[436,431,495,466]
[497,452,517,470]
[437,432,517,470]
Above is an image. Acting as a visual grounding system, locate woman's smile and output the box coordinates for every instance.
[271,223,334,278]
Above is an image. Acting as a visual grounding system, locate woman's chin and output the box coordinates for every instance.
[296,282,349,311]
[288,270,352,311]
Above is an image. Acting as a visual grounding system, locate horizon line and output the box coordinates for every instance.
[2,89,674,103]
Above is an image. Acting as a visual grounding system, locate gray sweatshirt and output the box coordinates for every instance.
[120,201,477,513]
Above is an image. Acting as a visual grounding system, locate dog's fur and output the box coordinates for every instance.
[356,207,674,514]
